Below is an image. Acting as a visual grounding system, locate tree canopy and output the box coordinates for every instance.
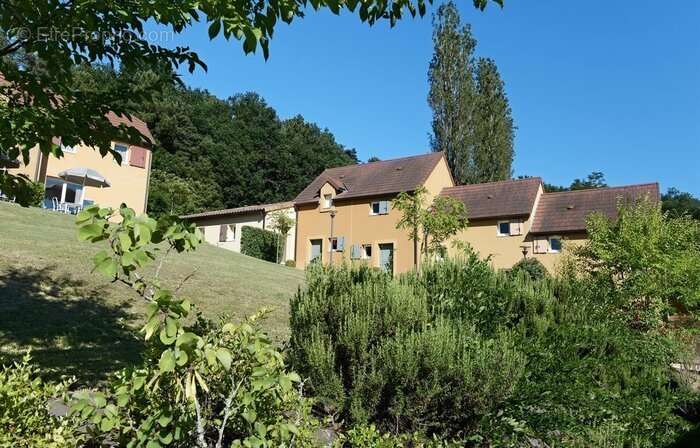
[0,0,502,204]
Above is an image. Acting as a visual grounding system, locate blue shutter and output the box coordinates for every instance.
[337,236,345,251]
[351,244,360,259]
[379,201,389,215]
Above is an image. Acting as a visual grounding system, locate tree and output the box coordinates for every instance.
[0,0,502,205]
[542,171,608,193]
[428,2,513,185]
[428,1,477,184]
[472,58,514,182]
[269,210,295,263]
[366,156,381,163]
[662,188,700,220]
[393,186,468,264]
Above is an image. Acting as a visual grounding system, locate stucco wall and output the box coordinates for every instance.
[9,143,151,214]
[192,207,296,263]
[294,157,454,273]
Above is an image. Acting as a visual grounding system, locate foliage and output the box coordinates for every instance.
[0,354,82,447]
[509,257,547,280]
[393,186,468,262]
[12,180,44,207]
[0,0,501,206]
[290,249,699,445]
[340,424,461,447]
[662,187,700,220]
[285,260,296,268]
[269,210,295,263]
[290,263,525,438]
[240,226,279,263]
[573,198,700,327]
[542,171,608,193]
[428,1,514,184]
[148,169,223,217]
[72,204,316,447]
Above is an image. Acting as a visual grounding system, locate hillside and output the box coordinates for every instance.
[0,202,304,383]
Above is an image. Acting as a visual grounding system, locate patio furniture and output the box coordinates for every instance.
[57,167,111,207]
[51,197,68,213]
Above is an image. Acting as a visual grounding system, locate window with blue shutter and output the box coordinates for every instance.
[337,236,345,252]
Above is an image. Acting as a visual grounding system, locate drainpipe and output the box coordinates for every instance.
[329,210,336,266]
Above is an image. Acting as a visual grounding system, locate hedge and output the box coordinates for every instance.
[240,225,279,262]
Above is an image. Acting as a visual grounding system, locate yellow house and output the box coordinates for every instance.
[293,152,659,274]
[8,112,154,214]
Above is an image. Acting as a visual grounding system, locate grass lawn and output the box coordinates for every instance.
[0,202,304,384]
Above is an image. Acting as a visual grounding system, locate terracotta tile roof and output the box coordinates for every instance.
[440,177,542,220]
[530,183,660,234]
[294,152,445,205]
[181,201,294,220]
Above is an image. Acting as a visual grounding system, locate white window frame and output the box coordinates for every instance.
[322,194,333,209]
[227,224,236,242]
[370,200,389,216]
[361,244,372,260]
[60,143,77,154]
[548,236,562,253]
[497,220,511,237]
[114,143,129,165]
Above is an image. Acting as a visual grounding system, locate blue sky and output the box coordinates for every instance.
[156,0,699,195]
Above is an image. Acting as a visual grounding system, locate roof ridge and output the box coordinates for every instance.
[442,177,543,190]
[324,151,442,172]
[542,182,659,196]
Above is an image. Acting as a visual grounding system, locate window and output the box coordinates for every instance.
[310,239,323,263]
[60,143,77,154]
[228,224,236,241]
[362,244,372,260]
[370,200,389,215]
[548,236,562,253]
[114,143,129,165]
[322,194,333,209]
[329,236,345,252]
[497,221,511,236]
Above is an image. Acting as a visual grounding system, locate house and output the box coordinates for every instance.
[442,179,659,271]
[8,112,154,214]
[293,152,659,274]
[293,152,453,273]
[182,201,296,263]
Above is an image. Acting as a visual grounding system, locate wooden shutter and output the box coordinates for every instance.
[509,220,523,236]
[534,237,548,254]
[219,225,227,242]
[129,146,148,168]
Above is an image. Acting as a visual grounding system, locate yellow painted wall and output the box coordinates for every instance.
[295,156,454,274]
[9,142,151,214]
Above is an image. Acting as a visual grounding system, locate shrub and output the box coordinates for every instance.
[509,257,548,280]
[0,354,82,447]
[290,253,698,445]
[13,180,44,207]
[285,259,296,268]
[240,225,278,262]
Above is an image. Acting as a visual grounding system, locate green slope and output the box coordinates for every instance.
[0,202,303,383]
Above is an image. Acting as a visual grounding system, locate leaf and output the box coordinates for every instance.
[94,256,118,279]
[78,223,104,241]
[208,20,221,39]
[158,350,176,373]
[216,348,232,370]
[118,232,132,251]
[242,408,257,423]
[100,417,114,432]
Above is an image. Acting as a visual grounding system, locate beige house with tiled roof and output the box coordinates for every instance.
[8,112,155,213]
[293,152,659,274]
[183,202,296,263]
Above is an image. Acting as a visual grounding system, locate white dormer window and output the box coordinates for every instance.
[114,143,129,165]
[322,194,333,209]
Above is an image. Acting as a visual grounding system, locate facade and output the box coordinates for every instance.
[9,112,154,214]
[293,153,454,273]
[293,153,659,274]
[183,202,296,263]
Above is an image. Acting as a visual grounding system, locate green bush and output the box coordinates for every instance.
[13,180,44,207]
[285,259,296,268]
[0,354,82,447]
[290,251,698,445]
[509,256,548,280]
[240,225,278,262]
